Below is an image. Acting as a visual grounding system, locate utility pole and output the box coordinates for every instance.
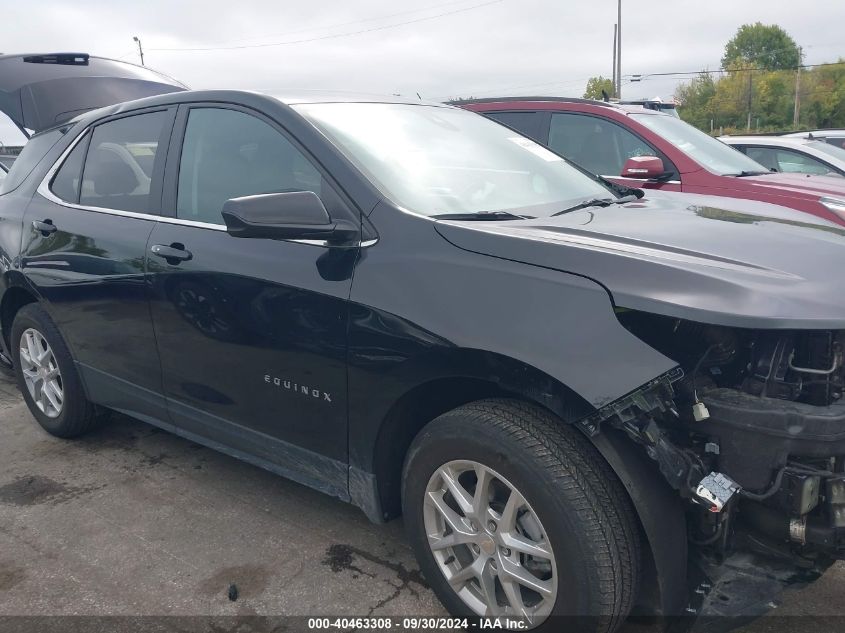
[612,24,617,98]
[793,46,802,129]
[746,70,752,132]
[616,0,622,99]
[133,36,145,66]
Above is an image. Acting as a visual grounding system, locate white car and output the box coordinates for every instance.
[721,134,845,178]
[783,129,845,149]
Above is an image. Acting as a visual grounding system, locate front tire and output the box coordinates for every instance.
[12,303,103,438]
[402,399,640,633]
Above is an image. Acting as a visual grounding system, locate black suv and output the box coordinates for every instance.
[3,55,845,632]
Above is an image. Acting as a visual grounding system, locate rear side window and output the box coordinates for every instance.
[176,108,325,225]
[79,111,169,213]
[0,128,65,195]
[485,111,544,142]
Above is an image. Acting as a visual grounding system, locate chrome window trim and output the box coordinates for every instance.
[36,127,372,246]
[37,125,228,231]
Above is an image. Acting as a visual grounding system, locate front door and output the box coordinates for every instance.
[146,104,359,496]
[21,108,175,421]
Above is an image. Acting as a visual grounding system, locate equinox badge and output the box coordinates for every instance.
[264,375,332,403]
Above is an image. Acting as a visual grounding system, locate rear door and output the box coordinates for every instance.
[21,107,176,420]
[146,103,360,496]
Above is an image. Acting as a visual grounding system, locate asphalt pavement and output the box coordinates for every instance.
[0,369,842,632]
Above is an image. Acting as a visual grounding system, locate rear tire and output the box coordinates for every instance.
[12,303,104,438]
[402,399,640,633]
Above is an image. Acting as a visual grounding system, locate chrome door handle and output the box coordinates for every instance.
[32,219,57,236]
[150,243,192,263]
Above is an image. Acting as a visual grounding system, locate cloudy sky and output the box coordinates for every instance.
[1,0,842,144]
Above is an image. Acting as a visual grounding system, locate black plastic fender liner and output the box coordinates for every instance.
[589,427,689,616]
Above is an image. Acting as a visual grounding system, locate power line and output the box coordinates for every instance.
[173,0,484,48]
[149,0,506,52]
[625,60,845,81]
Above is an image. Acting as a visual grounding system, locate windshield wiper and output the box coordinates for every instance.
[551,195,638,217]
[432,211,534,221]
[728,170,770,177]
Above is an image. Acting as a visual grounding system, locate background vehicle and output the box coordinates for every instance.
[455,97,845,224]
[722,135,845,178]
[0,162,7,183]
[619,98,679,118]
[5,70,845,630]
[784,130,845,149]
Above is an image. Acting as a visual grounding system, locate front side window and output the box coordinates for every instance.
[632,113,767,176]
[176,108,324,225]
[744,145,839,177]
[773,148,835,176]
[79,111,169,213]
[548,112,657,176]
[295,103,613,217]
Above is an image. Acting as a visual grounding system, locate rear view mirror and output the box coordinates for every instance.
[621,155,666,179]
[221,191,358,243]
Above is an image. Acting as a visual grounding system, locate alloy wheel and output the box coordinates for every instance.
[423,460,557,627]
[19,328,63,418]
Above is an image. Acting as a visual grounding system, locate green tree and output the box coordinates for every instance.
[675,72,717,129]
[583,76,615,100]
[721,23,801,71]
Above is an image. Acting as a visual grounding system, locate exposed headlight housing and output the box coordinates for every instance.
[820,197,845,221]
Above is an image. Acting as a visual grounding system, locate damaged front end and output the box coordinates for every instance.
[583,310,845,608]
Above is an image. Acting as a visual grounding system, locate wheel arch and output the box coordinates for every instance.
[588,428,689,616]
[355,346,689,617]
[356,349,594,522]
[0,276,39,362]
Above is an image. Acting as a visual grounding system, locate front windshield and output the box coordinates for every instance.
[294,102,614,217]
[809,140,845,163]
[632,113,768,176]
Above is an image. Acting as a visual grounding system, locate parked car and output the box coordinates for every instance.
[455,97,845,224]
[721,134,845,178]
[5,71,845,630]
[784,130,845,149]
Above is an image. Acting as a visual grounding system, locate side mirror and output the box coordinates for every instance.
[620,155,666,179]
[221,191,358,243]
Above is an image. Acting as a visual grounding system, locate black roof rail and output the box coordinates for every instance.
[22,53,89,65]
[447,95,617,107]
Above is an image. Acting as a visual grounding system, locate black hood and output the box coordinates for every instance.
[0,53,187,135]
[435,191,845,330]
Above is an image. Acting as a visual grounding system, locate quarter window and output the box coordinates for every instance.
[79,111,169,213]
[176,108,325,225]
[50,133,88,203]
